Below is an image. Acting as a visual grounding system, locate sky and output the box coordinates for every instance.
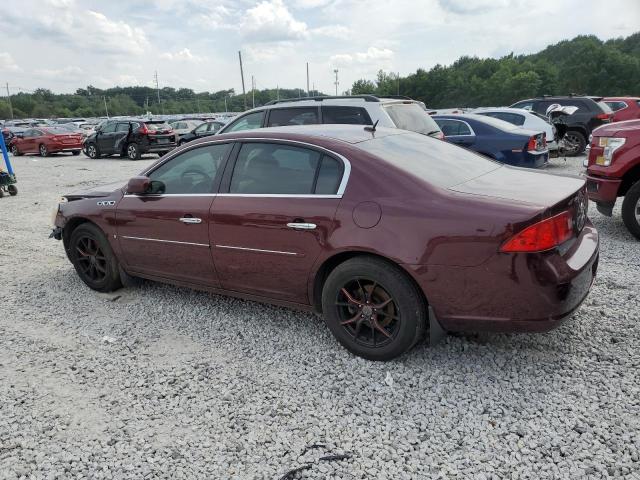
[0,0,639,96]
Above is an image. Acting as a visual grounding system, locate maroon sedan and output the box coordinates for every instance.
[10,126,83,157]
[51,125,599,360]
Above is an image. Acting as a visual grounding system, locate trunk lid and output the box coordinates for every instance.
[449,166,584,208]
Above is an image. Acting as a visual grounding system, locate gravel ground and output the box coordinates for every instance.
[1,151,639,480]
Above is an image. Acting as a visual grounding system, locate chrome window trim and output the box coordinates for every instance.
[215,244,298,256]
[123,193,342,199]
[140,137,351,197]
[121,235,209,247]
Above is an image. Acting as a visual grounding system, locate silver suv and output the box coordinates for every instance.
[217,95,444,138]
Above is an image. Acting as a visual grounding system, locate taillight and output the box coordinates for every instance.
[139,124,149,134]
[527,136,537,152]
[596,113,611,121]
[500,211,573,253]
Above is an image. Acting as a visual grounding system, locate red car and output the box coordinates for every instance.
[585,119,640,239]
[10,126,83,157]
[603,97,640,122]
[51,125,599,360]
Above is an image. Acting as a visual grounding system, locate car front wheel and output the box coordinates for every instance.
[10,145,22,156]
[622,181,640,240]
[321,256,427,361]
[563,131,586,156]
[69,223,122,292]
[86,143,100,159]
[39,144,49,157]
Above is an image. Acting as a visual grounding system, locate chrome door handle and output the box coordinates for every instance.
[287,222,316,230]
[179,217,202,224]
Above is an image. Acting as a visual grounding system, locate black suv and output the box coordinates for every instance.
[84,119,178,160]
[510,96,613,155]
[178,120,226,145]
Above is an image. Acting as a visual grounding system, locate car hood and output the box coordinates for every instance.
[65,181,125,200]
[449,165,584,208]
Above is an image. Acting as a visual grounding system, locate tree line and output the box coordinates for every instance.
[0,32,638,119]
[352,33,640,108]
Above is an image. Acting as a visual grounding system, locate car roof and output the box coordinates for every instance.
[433,113,530,132]
[210,124,405,146]
[474,107,535,115]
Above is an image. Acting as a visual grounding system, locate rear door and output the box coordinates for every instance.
[436,118,476,147]
[210,141,345,303]
[116,142,232,285]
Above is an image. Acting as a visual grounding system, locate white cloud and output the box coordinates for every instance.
[311,25,351,39]
[241,0,309,42]
[0,52,21,72]
[331,47,394,67]
[35,66,84,77]
[160,48,204,63]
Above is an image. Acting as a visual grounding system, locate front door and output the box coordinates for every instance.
[96,122,119,154]
[116,142,232,286]
[211,141,345,303]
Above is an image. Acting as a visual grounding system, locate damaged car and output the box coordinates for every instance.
[83,119,178,160]
[51,125,599,361]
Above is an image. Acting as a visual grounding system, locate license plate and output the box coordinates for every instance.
[157,138,169,144]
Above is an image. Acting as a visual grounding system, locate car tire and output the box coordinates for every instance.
[86,143,100,159]
[621,181,640,240]
[321,256,427,361]
[10,145,22,156]
[72,150,80,156]
[39,143,49,157]
[157,151,168,157]
[564,131,586,156]
[7,184,17,196]
[126,143,141,160]
[178,139,186,146]
[69,223,122,292]
[0,188,4,198]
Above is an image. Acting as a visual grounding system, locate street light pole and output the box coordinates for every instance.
[333,69,339,96]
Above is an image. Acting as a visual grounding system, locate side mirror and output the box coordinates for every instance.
[127,176,151,194]
[16,133,23,138]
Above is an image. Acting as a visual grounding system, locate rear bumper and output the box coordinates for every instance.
[586,173,621,204]
[50,145,82,152]
[404,222,599,333]
[141,143,177,153]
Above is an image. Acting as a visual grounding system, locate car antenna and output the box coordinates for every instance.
[364,120,379,133]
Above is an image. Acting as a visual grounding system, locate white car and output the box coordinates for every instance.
[473,107,558,153]
[169,119,205,135]
[216,95,445,139]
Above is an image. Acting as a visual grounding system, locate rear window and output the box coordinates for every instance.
[358,131,499,188]
[597,102,613,114]
[146,122,172,131]
[384,103,442,135]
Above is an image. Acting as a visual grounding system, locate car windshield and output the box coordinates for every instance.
[358,131,500,188]
[384,103,442,135]
[44,127,78,134]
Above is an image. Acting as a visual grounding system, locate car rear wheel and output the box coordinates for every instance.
[10,145,22,156]
[86,143,100,159]
[69,223,122,292]
[126,143,141,160]
[39,144,49,157]
[621,181,640,240]
[563,131,586,156]
[321,256,427,361]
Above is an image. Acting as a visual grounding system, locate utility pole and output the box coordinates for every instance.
[196,97,201,113]
[276,85,280,101]
[334,69,339,96]
[397,72,400,95]
[224,96,228,113]
[306,62,310,97]
[103,96,109,118]
[5,83,14,120]
[154,70,163,115]
[238,51,247,111]
[251,75,255,109]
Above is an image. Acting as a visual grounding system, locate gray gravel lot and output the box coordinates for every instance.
[1,151,639,479]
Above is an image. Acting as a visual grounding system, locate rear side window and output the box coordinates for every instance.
[267,108,319,127]
[435,119,472,136]
[322,106,372,125]
[229,143,341,195]
[605,101,627,111]
[223,111,265,133]
[384,103,441,135]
